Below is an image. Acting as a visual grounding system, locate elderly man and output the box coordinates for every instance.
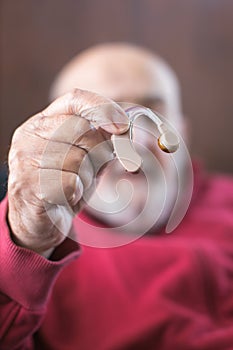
[0,43,233,350]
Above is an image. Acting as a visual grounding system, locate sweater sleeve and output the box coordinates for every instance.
[0,196,81,350]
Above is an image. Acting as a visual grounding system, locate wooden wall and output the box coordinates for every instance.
[1,0,233,173]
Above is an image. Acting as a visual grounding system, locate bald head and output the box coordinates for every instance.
[51,43,182,121]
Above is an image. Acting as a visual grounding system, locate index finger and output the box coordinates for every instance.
[42,88,129,134]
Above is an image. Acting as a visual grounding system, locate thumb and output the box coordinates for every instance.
[42,88,130,135]
[81,101,130,134]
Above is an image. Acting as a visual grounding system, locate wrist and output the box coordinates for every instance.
[7,209,58,257]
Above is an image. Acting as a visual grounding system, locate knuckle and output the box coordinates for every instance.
[8,170,31,197]
[8,176,22,197]
[30,114,47,132]
[70,87,80,96]
[11,126,23,144]
[66,88,81,102]
[8,147,25,166]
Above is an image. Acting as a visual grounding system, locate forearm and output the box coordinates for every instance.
[0,196,80,349]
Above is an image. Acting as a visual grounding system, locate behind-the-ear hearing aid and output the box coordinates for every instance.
[112,106,180,172]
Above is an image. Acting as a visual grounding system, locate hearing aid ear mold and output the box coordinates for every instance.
[111,133,142,172]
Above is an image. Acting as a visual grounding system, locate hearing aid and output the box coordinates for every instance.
[111,106,180,172]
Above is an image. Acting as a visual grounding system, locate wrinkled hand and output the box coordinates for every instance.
[7,89,129,256]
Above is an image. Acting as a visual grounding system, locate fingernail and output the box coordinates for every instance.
[115,122,130,133]
[112,108,130,133]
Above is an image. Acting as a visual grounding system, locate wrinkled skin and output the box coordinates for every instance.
[8,89,129,256]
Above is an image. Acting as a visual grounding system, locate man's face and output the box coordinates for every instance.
[52,45,186,233]
[85,96,182,234]
[84,92,184,234]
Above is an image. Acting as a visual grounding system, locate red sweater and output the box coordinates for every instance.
[1,167,233,350]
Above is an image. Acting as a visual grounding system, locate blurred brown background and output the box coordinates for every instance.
[1,0,233,173]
